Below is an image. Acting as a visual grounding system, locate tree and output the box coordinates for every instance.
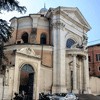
[0,0,26,41]
[0,0,26,73]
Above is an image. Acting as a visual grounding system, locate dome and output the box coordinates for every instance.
[38,4,48,14]
[40,7,48,13]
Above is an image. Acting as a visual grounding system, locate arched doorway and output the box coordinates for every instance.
[19,64,34,100]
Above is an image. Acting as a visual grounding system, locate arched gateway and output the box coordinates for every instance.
[19,64,34,100]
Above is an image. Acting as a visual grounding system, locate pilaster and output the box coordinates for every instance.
[52,20,66,93]
[72,54,78,93]
[83,55,91,94]
[79,60,82,94]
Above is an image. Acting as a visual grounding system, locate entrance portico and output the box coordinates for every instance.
[66,49,90,94]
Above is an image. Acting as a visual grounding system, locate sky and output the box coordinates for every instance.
[1,0,100,46]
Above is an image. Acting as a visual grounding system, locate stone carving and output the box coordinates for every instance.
[71,34,88,49]
[71,43,83,49]
[17,47,40,58]
[77,34,88,49]
[52,21,65,30]
[82,34,88,46]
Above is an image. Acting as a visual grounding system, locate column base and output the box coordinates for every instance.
[52,85,67,93]
[84,88,91,94]
[72,89,79,94]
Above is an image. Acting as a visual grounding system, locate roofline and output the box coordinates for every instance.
[60,6,91,30]
[76,7,91,30]
[46,6,91,30]
[9,13,45,21]
[87,43,100,48]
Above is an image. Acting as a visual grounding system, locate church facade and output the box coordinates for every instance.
[1,6,91,100]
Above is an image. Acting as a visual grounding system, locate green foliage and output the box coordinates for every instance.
[0,0,26,13]
[0,19,13,42]
[0,0,26,72]
[0,0,26,42]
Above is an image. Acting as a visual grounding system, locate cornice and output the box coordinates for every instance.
[4,44,53,51]
[66,48,88,56]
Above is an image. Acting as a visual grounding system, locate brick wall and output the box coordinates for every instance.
[88,45,100,77]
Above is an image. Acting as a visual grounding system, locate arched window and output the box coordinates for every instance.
[21,32,28,43]
[40,33,46,45]
[66,38,75,48]
[21,64,34,73]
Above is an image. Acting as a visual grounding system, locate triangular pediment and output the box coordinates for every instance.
[46,6,91,31]
[63,10,81,24]
[61,7,91,30]
[17,47,40,58]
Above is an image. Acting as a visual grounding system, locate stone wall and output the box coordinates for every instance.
[88,45,100,76]
[90,76,100,95]
[39,66,52,93]
[0,76,3,100]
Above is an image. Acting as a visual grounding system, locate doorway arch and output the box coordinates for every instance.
[19,64,34,100]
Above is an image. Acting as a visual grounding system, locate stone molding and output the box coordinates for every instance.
[52,21,65,30]
[17,47,41,58]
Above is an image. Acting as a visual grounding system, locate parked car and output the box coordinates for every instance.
[65,93,79,100]
[47,93,79,100]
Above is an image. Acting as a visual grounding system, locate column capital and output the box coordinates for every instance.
[72,54,77,57]
[82,56,87,60]
[52,21,65,30]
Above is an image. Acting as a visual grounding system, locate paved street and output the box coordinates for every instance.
[76,94,100,100]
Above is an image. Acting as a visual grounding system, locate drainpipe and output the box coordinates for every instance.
[41,44,43,65]
[48,18,51,45]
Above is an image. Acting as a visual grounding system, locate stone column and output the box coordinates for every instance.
[66,55,70,92]
[0,75,4,100]
[52,21,59,93]
[79,60,82,94]
[72,54,78,93]
[8,67,14,100]
[83,55,91,94]
[13,53,20,94]
[52,20,66,93]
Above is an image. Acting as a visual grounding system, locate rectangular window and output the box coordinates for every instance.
[96,54,100,61]
[88,56,91,62]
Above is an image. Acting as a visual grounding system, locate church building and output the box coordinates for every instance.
[1,6,91,100]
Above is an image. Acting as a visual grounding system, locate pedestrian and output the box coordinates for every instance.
[13,93,19,100]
